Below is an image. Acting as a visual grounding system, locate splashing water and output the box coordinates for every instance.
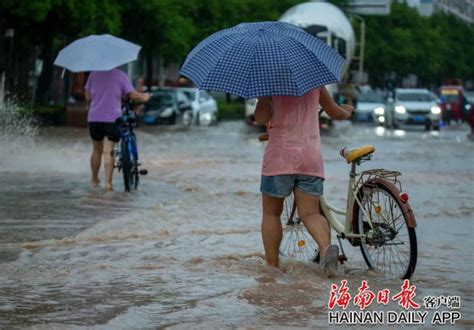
[0,73,38,140]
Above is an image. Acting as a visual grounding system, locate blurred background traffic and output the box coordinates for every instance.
[0,0,473,132]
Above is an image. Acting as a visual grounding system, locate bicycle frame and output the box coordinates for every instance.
[120,130,138,162]
[319,162,370,241]
[118,103,139,162]
[259,132,373,241]
[113,101,144,193]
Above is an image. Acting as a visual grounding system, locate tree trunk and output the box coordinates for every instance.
[36,12,57,104]
[15,53,29,100]
[36,38,55,104]
[145,52,153,89]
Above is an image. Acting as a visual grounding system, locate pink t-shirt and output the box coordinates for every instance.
[84,69,134,123]
[262,88,324,178]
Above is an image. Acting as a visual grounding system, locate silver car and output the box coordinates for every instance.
[381,88,441,130]
[177,88,218,125]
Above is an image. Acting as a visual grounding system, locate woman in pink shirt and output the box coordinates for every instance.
[255,87,353,272]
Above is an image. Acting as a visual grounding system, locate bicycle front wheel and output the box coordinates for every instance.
[353,180,417,279]
[279,193,320,263]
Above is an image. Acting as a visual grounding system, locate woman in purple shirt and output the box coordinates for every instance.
[84,69,150,191]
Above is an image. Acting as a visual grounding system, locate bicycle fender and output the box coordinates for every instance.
[366,178,417,229]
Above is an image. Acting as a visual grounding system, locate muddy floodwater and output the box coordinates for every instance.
[0,121,473,328]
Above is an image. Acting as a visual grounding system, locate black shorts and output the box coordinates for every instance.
[88,122,121,142]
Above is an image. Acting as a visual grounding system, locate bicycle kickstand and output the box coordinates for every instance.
[336,235,348,265]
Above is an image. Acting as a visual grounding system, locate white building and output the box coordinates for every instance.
[433,0,474,24]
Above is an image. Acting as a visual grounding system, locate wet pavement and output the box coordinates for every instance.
[0,120,473,328]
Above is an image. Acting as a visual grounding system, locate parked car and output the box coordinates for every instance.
[142,88,193,126]
[245,98,258,126]
[354,91,385,123]
[177,88,218,125]
[382,88,441,130]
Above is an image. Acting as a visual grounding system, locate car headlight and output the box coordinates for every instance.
[395,106,406,114]
[431,106,441,114]
[374,107,384,115]
[201,112,212,121]
[379,116,385,123]
[160,107,174,118]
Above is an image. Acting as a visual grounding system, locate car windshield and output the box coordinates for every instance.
[182,91,196,101]
[358,92,384,103]
[397,93,433,102]
[148,92,174,107]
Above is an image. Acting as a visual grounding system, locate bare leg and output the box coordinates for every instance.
[261,194,284,267]
[103,139,116,191]
[90,140,103,188]
[293,189,331,258]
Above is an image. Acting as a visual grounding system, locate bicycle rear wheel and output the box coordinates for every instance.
[121,137,133,192]
[129,133,139,190]
[279,193,320,263]
[353,179,417,279]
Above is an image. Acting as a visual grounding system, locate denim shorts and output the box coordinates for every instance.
[260,174,324,198]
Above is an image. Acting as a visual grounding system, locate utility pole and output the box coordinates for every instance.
[350,15,365,84]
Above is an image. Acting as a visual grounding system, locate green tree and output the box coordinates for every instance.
[363,1,474,88]
[0,0,123,100]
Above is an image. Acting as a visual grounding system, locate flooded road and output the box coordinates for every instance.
[0,121,473,328]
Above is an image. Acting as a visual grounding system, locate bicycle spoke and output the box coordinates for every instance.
[391,243,408,276]
[389,244,402,277]
[358,185,416,279]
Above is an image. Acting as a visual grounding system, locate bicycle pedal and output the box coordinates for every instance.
[139,169,148,175]
[338,255,348,265]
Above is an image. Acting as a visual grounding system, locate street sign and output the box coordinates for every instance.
[346,0,391,16]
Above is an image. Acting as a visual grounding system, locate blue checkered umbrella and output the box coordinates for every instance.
[180,22,346,99]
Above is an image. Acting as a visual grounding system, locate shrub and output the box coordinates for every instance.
[217,101,245,120]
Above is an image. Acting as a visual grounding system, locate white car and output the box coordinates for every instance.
[177,88,218,125]
[245,98,258,126]
[354,91,385,123]
[381,88,441,130]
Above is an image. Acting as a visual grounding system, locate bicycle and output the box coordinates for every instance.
[113,101,147,192]
[258,133,417,279]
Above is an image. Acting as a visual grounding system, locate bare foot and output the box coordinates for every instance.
[90,180,100,189]
[104,184,113,191]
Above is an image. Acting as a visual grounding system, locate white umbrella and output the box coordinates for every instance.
[54,34,141,72]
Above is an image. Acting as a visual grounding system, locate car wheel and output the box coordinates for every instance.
[182,110,193,127]
[171,114,177,125]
